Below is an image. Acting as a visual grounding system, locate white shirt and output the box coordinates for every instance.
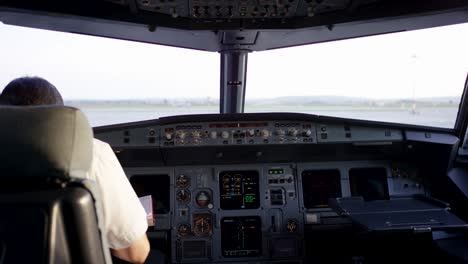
[86,139,148,249]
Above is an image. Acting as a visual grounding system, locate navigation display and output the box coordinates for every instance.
[302,169,342,208]
[349,167,389,201]
[221,216,262,258]
[219,171,260,210]
[130,174,170,214]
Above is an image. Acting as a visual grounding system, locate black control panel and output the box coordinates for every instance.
[123,161,426,263]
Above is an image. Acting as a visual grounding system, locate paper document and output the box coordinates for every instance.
[139,195,154,226]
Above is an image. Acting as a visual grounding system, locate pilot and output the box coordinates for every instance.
[0,76,151,264]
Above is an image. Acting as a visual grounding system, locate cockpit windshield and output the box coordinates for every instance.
[0,23,219,126]
[1,22,467,128]
[247,23,468,129]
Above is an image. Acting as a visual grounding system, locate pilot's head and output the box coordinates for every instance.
[0,76,64,106]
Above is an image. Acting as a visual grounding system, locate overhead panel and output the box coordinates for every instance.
[105,0,358,20]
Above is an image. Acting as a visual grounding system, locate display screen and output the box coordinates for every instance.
[349,167,389,201]
[130,174,170,214]
[221,216,262,258]
[302,169,342,208]
[219,171,260,210]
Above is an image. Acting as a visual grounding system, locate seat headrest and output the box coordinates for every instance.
[0,106,93,180]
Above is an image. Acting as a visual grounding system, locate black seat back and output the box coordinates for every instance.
[0,106,111,264]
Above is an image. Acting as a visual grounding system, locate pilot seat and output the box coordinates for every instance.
[0,106,112,264]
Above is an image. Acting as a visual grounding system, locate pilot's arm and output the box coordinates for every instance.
[88,139,150,264]
[110,235,150,264]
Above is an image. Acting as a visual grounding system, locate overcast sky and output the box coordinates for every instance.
[1,21,468,100]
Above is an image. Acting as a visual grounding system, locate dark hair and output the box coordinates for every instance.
[0,76,64,106]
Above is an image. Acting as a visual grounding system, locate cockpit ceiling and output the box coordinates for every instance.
[1,0,468,51]
[2,0,468,29]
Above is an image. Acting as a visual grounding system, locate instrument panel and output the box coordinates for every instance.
[94,115,437,263]
[162,121,317,147]
[126,161,425,263]
[96,118,403,148]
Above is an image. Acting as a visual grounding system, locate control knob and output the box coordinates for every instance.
[165,132,173,140]
[192,131,201,138]
[210,131,218,139]
[304,129,313,137]
[221,131,230,139]
[288,128,298,137]
[276,129,286,136]
[260,129,270,138]
[247,129,255,137]
[177,131,186,139]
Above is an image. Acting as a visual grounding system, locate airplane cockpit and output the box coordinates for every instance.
[2,0,468,263]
